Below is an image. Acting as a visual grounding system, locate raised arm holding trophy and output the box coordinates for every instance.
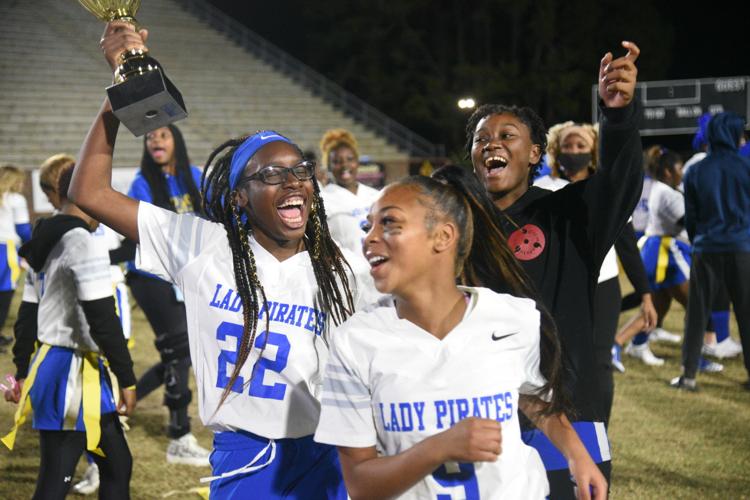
[78,0,187,136]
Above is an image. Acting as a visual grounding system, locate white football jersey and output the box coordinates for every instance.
[320,182,380,254]
[315,286,550,499]
[0,192,30,243]
[23,227,114,351]
[645,181,688,241]
[92,224,126,284]
[632,176,654,233]
[136,202,378,438]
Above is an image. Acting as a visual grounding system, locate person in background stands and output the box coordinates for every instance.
[0,165,31,350]
[674,112,750,391]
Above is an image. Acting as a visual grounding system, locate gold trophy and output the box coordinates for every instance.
[78,0,187,136]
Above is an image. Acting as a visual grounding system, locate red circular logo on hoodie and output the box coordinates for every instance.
[507,224,546,261]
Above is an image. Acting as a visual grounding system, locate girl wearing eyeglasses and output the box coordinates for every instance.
[68,21,377,499]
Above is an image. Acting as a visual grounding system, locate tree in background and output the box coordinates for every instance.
[209,0,672,157]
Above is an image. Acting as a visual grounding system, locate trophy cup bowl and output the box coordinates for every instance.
[78,0,188,136]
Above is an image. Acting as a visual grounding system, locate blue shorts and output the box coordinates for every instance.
[639,236,692,290]
[0,240,21,292]
[522,421,611,471]
[209,431,347,499]
[29,346,117,431]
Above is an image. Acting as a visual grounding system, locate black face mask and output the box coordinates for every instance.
[557,153,592,177]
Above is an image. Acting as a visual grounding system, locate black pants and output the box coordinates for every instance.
[684,252,750,379]
[127,272,192,439]
[0,289,14,331]
[592,277,621,426]
[34,413,131,500]
[547,460,611,499]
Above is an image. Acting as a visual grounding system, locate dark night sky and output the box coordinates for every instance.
[206,1,750,153]
[653,3,750,80]
[206,1,750,82]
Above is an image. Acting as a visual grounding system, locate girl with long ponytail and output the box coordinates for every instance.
[314,167,606,499]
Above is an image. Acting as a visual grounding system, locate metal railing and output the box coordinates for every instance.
[177,0,443,157]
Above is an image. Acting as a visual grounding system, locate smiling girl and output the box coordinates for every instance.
[69,21,376,498]
[319,129,380,253]
[125,123,210,466]
[466,42,643,496]
[315,169,606,499]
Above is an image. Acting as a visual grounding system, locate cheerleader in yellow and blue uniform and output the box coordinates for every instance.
[621,149,721,369]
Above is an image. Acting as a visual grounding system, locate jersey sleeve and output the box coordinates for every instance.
[518,306,549,397]
[21,270,38,304]
[9,193,30,224]
[658,188,686,226]
[136,201,217,284]
[66,230,116,301]
[315,323,377,448]
[10,193,31,243]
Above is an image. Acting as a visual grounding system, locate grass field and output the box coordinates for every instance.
[0,276,748,499]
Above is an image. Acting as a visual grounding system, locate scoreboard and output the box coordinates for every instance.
[592,76,750,135]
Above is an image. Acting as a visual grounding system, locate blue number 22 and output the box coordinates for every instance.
[215,322,290,400]
[433,462,479,500]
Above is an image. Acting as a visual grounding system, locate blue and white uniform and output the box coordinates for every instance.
[136,202,377,497]
[22,225,119,432]
[315,287,550,499]
[0,192,30,291]
[639,180,691,290]
[321,182,380,254]
[632,175,654,239]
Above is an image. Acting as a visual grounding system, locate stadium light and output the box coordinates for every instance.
[457,97,476,110]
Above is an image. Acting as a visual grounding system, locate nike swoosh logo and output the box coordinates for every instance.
[259,134,279,140]
[492,331,518,341]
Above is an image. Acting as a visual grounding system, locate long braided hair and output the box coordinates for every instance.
[141,124,202,214]
[201,134,355,408]
[397,167,569,417]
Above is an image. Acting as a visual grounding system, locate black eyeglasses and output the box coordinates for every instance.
[239,160,316,186]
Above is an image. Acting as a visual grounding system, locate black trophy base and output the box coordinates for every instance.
[106,69,188,137]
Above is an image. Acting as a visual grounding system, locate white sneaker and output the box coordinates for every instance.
[625,342,665,366]
[166,433,210,467]
[703,337,743,359]
[650,327,682,344]
[699,357,724,373]
[72,462,99,495]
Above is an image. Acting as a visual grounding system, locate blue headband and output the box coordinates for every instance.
[228,131,293,190]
